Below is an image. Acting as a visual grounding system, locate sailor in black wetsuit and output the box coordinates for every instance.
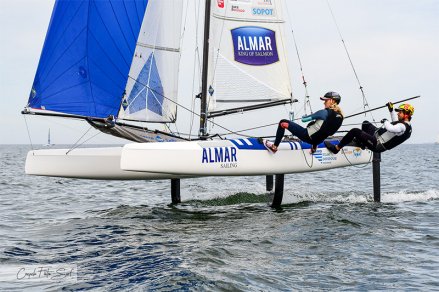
[325,102,413,154]
[264,91,344,154]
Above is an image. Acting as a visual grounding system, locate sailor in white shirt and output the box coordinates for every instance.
[325,102,414,154]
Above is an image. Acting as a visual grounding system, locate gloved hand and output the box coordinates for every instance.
[386,102,394,112]
[380,118,388,124]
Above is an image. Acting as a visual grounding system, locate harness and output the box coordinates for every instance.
[307,109,343,144]
[376,121,412,151]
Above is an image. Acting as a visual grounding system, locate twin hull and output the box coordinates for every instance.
[25,138,371,180]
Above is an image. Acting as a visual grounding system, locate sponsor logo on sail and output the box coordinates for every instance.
[202,147,238,169]
[252,8,274,16]
[231,26,279,66]
[231,5,245,13]
[217,0,224,8]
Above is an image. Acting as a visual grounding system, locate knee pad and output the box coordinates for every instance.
[280,122,289,129]
[279,120,289,129]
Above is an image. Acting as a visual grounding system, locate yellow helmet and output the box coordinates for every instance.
[395,103,414,116]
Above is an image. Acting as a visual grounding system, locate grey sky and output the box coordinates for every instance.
[0,0,438,145]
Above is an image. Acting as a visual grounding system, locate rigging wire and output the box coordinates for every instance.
[205,0,230,135]
[285,3,312,115]
[325,0,376,123]
[66,126,94,154]
[215,113,306,137]
[173,0,193,138]
[66,130,104,154]
[229,91,421,137]
[189,0,203,140]
[277,2,297,118]
[23,115,35,152]
[126,75,238,137]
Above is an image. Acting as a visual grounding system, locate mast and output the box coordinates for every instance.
[199,0,212,138]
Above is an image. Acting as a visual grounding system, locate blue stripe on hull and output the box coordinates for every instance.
[228,137,327,151]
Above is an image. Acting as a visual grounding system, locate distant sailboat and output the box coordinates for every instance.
[43,129,54,147]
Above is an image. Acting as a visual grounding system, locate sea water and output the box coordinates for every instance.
[0,144,438,291]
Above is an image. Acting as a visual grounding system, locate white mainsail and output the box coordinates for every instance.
[207,0,292,113]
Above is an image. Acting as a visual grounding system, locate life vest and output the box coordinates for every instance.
[375,121,412,150]
[307,109,343,144]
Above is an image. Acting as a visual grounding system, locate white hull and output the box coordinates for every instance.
[26,139,372,180]
[121,138,372,176]
[25,147,187,180]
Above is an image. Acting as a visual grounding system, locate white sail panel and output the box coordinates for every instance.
[208,0,292,112]
[118,0,183,123]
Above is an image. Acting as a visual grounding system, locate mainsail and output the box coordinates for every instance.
[207,0,292,116]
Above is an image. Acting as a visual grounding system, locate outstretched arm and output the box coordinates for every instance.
[382,120,406,135]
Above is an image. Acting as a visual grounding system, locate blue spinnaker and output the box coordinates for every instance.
[28,0,148,118]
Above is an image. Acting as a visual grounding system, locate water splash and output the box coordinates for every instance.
[382,189,439,203]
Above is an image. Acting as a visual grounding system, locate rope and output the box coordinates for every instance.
[300,145,314,168]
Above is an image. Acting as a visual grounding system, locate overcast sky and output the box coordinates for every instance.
[0,0,438,145]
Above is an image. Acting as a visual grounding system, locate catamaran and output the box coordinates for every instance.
[23,0,393,204]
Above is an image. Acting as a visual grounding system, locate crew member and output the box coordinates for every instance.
[264,91,344,154]
[325,102,413,154]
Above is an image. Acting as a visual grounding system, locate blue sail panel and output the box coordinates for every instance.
[127,72,147,114]
[28,0,148,119]
[146,56,164,116]
[127,53,163,116]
